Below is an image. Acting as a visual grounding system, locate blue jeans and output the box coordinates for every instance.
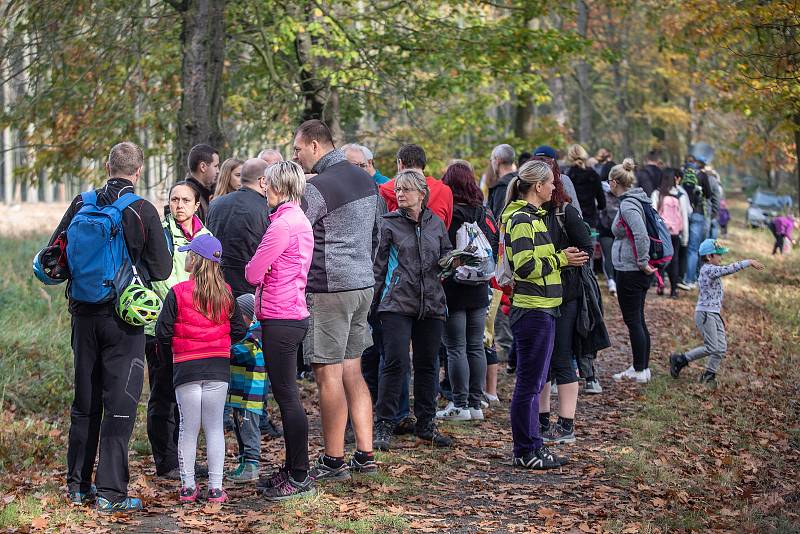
[684,213,707,284]
[232,408,261,463]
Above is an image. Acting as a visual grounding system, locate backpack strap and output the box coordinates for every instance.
[80,190,98,208]
[110,192,141,214]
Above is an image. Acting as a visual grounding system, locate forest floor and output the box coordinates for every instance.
[0,197,798,533]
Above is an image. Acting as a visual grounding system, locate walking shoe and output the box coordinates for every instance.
[348,454,379,476]
[157,467,181,481]
[584,378,603,394]
[613,366,649,383]
[612,366,636,381]
[542,422,576,445]
[260,417,283,439]
[394,415,416,435]
[416,422,453,448]
[227,460,259,484]
[480,399,489,409]
[483,392,501,405]
[310,454,351,482]
[669,353,688,378]
[373,420,395,451]
[699,370,717,388]
[206,488,228,503]
[436,403,472,421]
[469,407,485,421]
[179,486,199,503]
[513,446,568,470]
[97,496,143,513]
[262,475,316,502]
[257,466,289,491]
[68,485,97,506]
[607,279,617,296]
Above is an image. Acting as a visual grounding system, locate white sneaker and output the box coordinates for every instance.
[483,393,500,405]
[612,366,636,381]
[584,378,603,394]
[607,279,617,295]
[436,401,454,418]
[634,369,650,383]
[645,368,652,382]
[469,407,484,420]
[436,404,471,421]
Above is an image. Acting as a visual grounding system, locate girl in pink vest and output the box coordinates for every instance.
[156,234,247,504]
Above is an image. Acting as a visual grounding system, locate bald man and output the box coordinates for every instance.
[259,148,284,167]
[207,157,271,297]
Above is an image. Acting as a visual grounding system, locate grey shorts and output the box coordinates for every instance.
[303,288,374,365]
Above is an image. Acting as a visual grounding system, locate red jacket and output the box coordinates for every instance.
[172,279,232,364]
[379,176,454,229]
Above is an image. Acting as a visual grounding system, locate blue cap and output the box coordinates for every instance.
[698,239,728,257]
[532,145,557,159]
[178,234,223,263]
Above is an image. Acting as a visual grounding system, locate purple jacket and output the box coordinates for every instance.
[245,201,314,320]
[774,215,794,238]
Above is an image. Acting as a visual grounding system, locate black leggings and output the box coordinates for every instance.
[615,270,653,371]
[261,319,309,477]
[659,234,682,294]
[549,298,579,385]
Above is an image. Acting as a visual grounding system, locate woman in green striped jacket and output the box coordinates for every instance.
[500,160,589,470]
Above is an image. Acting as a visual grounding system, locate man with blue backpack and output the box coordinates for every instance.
[46,142,171,512]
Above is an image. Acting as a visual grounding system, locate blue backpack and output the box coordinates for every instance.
[66,191,141,303]
[618,197,674,287]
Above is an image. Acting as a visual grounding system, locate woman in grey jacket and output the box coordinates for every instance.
[609,158,656,384]
[371,170,453,451]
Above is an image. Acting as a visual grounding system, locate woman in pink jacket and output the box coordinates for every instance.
[245,160,314,501]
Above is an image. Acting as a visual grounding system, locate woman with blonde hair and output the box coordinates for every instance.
[608,158,656,383]
[213,158,244,198]
[500,160,588,469]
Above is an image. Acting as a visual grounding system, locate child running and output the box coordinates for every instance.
[156,234,247,503]
[225,293,267,484]
[668,239,764,387]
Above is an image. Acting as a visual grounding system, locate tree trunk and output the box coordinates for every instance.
[795,116,800,209]
[174,0,226,181]
[576,0,592,145]
[513,99,535,140]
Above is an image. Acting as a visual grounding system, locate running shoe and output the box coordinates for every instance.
[262,476,316,502]
[227,460,259,484]
[513,446,568,470]
[348,454,379,476]
[179,486,199,503]
[542,422,576,445]
[96,496,143,513]
[310,455,351,482]
[206,488,228,503]
[257,466,289,491]
[436,403,471,421]
[67,485,97,506]
[584,378,603,394]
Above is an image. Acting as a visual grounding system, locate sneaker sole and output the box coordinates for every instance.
[543,436,576,445]
[264,487,317,502]
[313,470,352,482]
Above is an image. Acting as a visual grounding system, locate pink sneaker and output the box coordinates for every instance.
[206,488,228,503]
[179,486,199,503]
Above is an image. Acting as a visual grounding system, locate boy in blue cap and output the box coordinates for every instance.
[668,239,764,386]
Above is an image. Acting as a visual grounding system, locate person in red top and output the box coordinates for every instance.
[379,144,453,229]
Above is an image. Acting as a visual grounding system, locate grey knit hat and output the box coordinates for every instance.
[236,293,256,322]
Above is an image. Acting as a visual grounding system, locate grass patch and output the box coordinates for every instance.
[0,492,87,529]
[322,512,408,534]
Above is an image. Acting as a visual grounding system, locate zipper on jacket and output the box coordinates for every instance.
[416,224,424,320]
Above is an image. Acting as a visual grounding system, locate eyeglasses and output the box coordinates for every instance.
[353,162,368,169]
[394,186,416,193]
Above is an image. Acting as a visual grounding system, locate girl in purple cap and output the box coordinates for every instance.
[156,234,248,504]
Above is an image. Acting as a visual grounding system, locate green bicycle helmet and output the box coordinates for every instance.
[117,284,162,326]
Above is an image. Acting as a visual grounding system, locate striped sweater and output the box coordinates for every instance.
[501,200,567,309]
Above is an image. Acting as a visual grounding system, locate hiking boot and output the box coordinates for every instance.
[469,407,485,421]
[96,496,143,514]
[67,485,96,506]
[542,422,576,445]
[513,446,568,470]
[699,370,717,388]
[436,403,471,421]
[262,476,316,502]
[584,378,603,394]
[416,422,453,448]
[669,353,688,378]
[260,417,283,439]
[157,467,181,481]
[348,454,379,476]
[310,455,351,482]
[227,460,259,484]
[257,466,289,491]
[373,420,394,452]
[394,415,416,435]
[179,486,199,503]
[206,488,228,503]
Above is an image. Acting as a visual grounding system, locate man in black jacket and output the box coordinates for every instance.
[635,150,663,196]
[206,157,270,297]
[184,143,220,222]
[49,142,171,511]
[487,144,517,219]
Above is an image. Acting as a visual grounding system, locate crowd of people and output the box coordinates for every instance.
[35,120,762,511]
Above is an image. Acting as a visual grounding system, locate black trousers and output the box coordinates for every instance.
[660,235,682,294]
[361,313,384,403]
[550,298,579,385]
[615,270,653,371]
[67,312,145,502]
[145,336,179,475]
[375,313,444,432]
[261,319,310,475]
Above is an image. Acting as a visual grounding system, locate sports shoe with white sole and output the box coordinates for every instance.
[584,378,603,394]
[436,405,471,421]
[469,407,484,420]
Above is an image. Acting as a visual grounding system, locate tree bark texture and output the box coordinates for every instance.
[174,0,226,181]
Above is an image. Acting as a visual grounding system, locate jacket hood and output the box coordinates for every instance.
[619,187,651,204]
[500,200,547,225]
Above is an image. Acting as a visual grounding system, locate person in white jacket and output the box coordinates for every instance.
[651,168,692,298]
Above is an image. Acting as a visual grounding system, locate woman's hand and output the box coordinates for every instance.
[749,259,765,271]
[563,247,589,267]
[641,263,656,275]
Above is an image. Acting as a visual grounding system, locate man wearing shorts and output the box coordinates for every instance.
[294,120,381,480]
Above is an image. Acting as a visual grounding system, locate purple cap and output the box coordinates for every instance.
[178,234,222,263]
[532,145,557,159]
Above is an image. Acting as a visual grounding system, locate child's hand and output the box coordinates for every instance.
[750,259,765,271]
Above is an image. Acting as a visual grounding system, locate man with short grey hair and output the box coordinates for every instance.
[487,144,517,218]
[258,148,284,166]
[342,143,389,185]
